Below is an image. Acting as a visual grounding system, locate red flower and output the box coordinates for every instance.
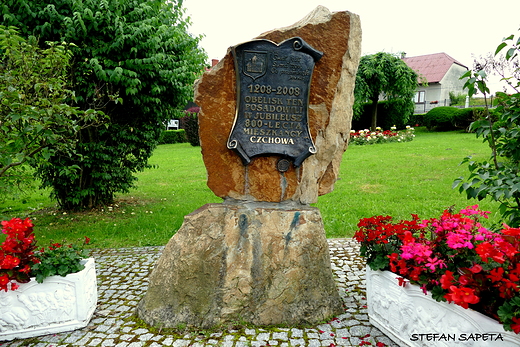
[502,225,520,237]
[458,275,471,286]
[49,243,62,251]
[476,242,505,263]
[488,268,504,283]
[510,263,520,278]
[19,264,31,274]
[469,264,483,273]
[396,277,407,287]
[0,274,10,292]
[0,255,20,269]
[511,317,520,334]
[440,271,455,289]
[444,286,479,309]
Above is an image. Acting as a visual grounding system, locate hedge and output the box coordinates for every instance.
[423,106,485,131]
[352,100,412,130]
[158,129,187,144]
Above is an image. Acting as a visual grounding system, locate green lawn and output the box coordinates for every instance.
[317,129,500,237]
[0,129,501,248]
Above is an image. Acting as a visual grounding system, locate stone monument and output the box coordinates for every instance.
[137,6,361,328]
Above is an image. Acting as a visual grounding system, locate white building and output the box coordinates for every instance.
[403,53,469,114]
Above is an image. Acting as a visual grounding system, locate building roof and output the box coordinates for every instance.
[402,52,468,83]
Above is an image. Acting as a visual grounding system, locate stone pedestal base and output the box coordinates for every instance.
[137,200,343,328]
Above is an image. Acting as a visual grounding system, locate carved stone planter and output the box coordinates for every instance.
[366,266,520,347]
[0,258,97,341]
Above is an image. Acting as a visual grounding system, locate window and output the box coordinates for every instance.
[414,91,425,103]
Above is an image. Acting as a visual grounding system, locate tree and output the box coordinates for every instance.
[354,52,418,131]
[0,0,207,210]
[0,26,104,200]
[455,29,520,227]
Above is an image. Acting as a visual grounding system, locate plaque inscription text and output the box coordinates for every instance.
[228,37,323,166]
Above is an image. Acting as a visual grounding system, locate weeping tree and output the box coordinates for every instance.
[1,0,207,210]
[354,52,418,131]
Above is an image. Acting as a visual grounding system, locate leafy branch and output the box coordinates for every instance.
[0,26,107,195]
[454,29,520,227]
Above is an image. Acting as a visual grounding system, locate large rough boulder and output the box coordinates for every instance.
[136,200,343,328]
[195,6,361,203]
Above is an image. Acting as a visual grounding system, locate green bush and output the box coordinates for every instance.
[423,107,461,131]
[158,130,187,144]
[0,26,105,200]
[409,113,425,127]
[424,106,485,131]
[453,107,485,130]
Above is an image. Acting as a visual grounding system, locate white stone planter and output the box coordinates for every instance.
[366,266,520,347]
[0,257,97,341]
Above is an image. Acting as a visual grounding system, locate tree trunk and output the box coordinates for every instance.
[370,96,378,131]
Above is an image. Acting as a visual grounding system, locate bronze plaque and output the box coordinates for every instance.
[227,37,323,166]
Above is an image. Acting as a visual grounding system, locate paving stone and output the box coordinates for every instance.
[272,331,288,340]
[101,339,116,347]
[289,338,306,346]
[89,338,104,346]
[138,333,155,341]
[306,340,321,347]
[307,332,319,339]
[255,332,270,341]
[290,329,303,338]
[349,325,372,337]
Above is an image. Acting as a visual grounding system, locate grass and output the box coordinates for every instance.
[0,128,501,248]
[1,143,220,248]
[451,96,496,107]
[316,128,500,237]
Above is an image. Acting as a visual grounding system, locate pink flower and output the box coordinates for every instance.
[400,242,432,262]
[460,205,490,218]
[424,257,446,272]
[446,231,474,249]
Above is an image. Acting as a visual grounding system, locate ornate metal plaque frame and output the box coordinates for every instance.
[227,37,323,166]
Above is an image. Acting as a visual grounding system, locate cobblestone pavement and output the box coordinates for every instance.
[1,239,398,347]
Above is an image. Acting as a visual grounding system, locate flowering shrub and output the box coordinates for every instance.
[0,217,90,291]
[349,126,415,145]
[0,218,39,291]
[354,206,520,334]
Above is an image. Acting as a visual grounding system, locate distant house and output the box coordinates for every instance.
[402,53,468,114]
